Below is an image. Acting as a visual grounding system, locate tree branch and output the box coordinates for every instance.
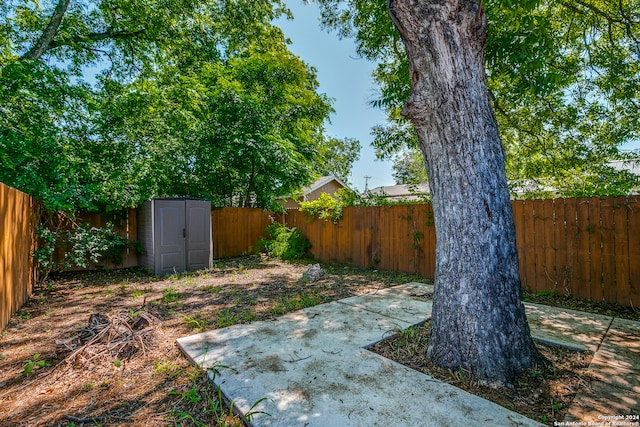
[571,0,624,23]
[49,28,147,49]
[21,0,71,60]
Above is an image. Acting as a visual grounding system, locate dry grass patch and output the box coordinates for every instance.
[0,256,419,426]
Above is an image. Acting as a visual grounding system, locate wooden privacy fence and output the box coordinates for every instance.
[3,194,638,330]
[284,206,437,278]
[512,197,640,307]
[0,183,37,332]
[212,197,640,307]
[211,207,274,259]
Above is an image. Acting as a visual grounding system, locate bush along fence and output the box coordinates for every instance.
[0,183,37,331]
[44,209,139,275]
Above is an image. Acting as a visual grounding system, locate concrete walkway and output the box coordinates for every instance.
[177,283,640,426]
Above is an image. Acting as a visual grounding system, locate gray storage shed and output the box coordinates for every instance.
[138,199,212,275]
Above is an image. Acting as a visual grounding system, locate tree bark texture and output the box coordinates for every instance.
[388,0,540,386]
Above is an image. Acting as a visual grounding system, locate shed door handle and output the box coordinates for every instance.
[183,228,186,238]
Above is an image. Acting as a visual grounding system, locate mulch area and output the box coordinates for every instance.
[368,321,593,426]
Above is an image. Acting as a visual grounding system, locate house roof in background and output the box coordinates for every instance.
[368,183,430,200]
[303,175,350,195]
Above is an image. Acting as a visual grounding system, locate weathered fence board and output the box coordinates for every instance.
[211,207,273,259]
[0,183,36,332]
[628,201,640,306]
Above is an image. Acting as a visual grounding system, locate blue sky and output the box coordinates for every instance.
[276,1,396,191]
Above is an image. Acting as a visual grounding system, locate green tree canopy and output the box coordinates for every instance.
[314,0,640,196]
[95,46,332,208]
[1,0,356,212]
[391,148,428,185]
[315,136,361,183]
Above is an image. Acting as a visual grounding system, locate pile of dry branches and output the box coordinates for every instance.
[57,309,159,366]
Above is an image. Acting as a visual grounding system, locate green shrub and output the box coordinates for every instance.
[257,223,310,260]
[299,192,343,222]
[64,222,130,267]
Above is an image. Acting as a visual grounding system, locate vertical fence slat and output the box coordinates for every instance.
[588,198,604,302]
[361,206,370,267]
[398,205,409,273]
[512,200,527,288]
[553,199,568,294]
[542,199,556,289]
[574,198,591,300]
[523,200,537,292]
[425,204,436,278]
[338,207,350,263]
[373,207,383,269]
[532,199,548,290]
[628,198,640,307]
[350,207,363,267]
[613,197,631,306]
[409,205,423,274]
[563,198,579,297]
[600,197,616,304]
[368,207,377,268]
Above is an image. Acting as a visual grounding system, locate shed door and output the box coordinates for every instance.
[154,200,186,275]
[186,200,211,271]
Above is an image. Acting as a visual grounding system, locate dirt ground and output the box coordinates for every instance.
[0,256,421,426]
[1,255,637,426]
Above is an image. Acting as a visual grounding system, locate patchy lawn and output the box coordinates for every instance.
[0,256,420,426]
[1,255,638,426]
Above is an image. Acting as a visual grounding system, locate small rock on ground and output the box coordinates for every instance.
[303,264,324,281]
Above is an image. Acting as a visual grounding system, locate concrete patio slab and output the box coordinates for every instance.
[599,318,640,369]
[373,282,434,297]
[177,284,543,426]
[524,303,613,352]
[337,293,432,324]
[564,379,640,423]
[178,301,420,367]
[562,315,640,424]
[587,317,640,393]
[178,282,640,426]
[203,348,541,426]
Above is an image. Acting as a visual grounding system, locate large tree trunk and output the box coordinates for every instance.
[388,0,541,387]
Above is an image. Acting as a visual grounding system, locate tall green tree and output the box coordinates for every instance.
[1,0,342,211]
[385,0,540,387]
[0,60,96,211]
[313,0,639,386]
[92,45,332,209]
[315,0,640,196]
